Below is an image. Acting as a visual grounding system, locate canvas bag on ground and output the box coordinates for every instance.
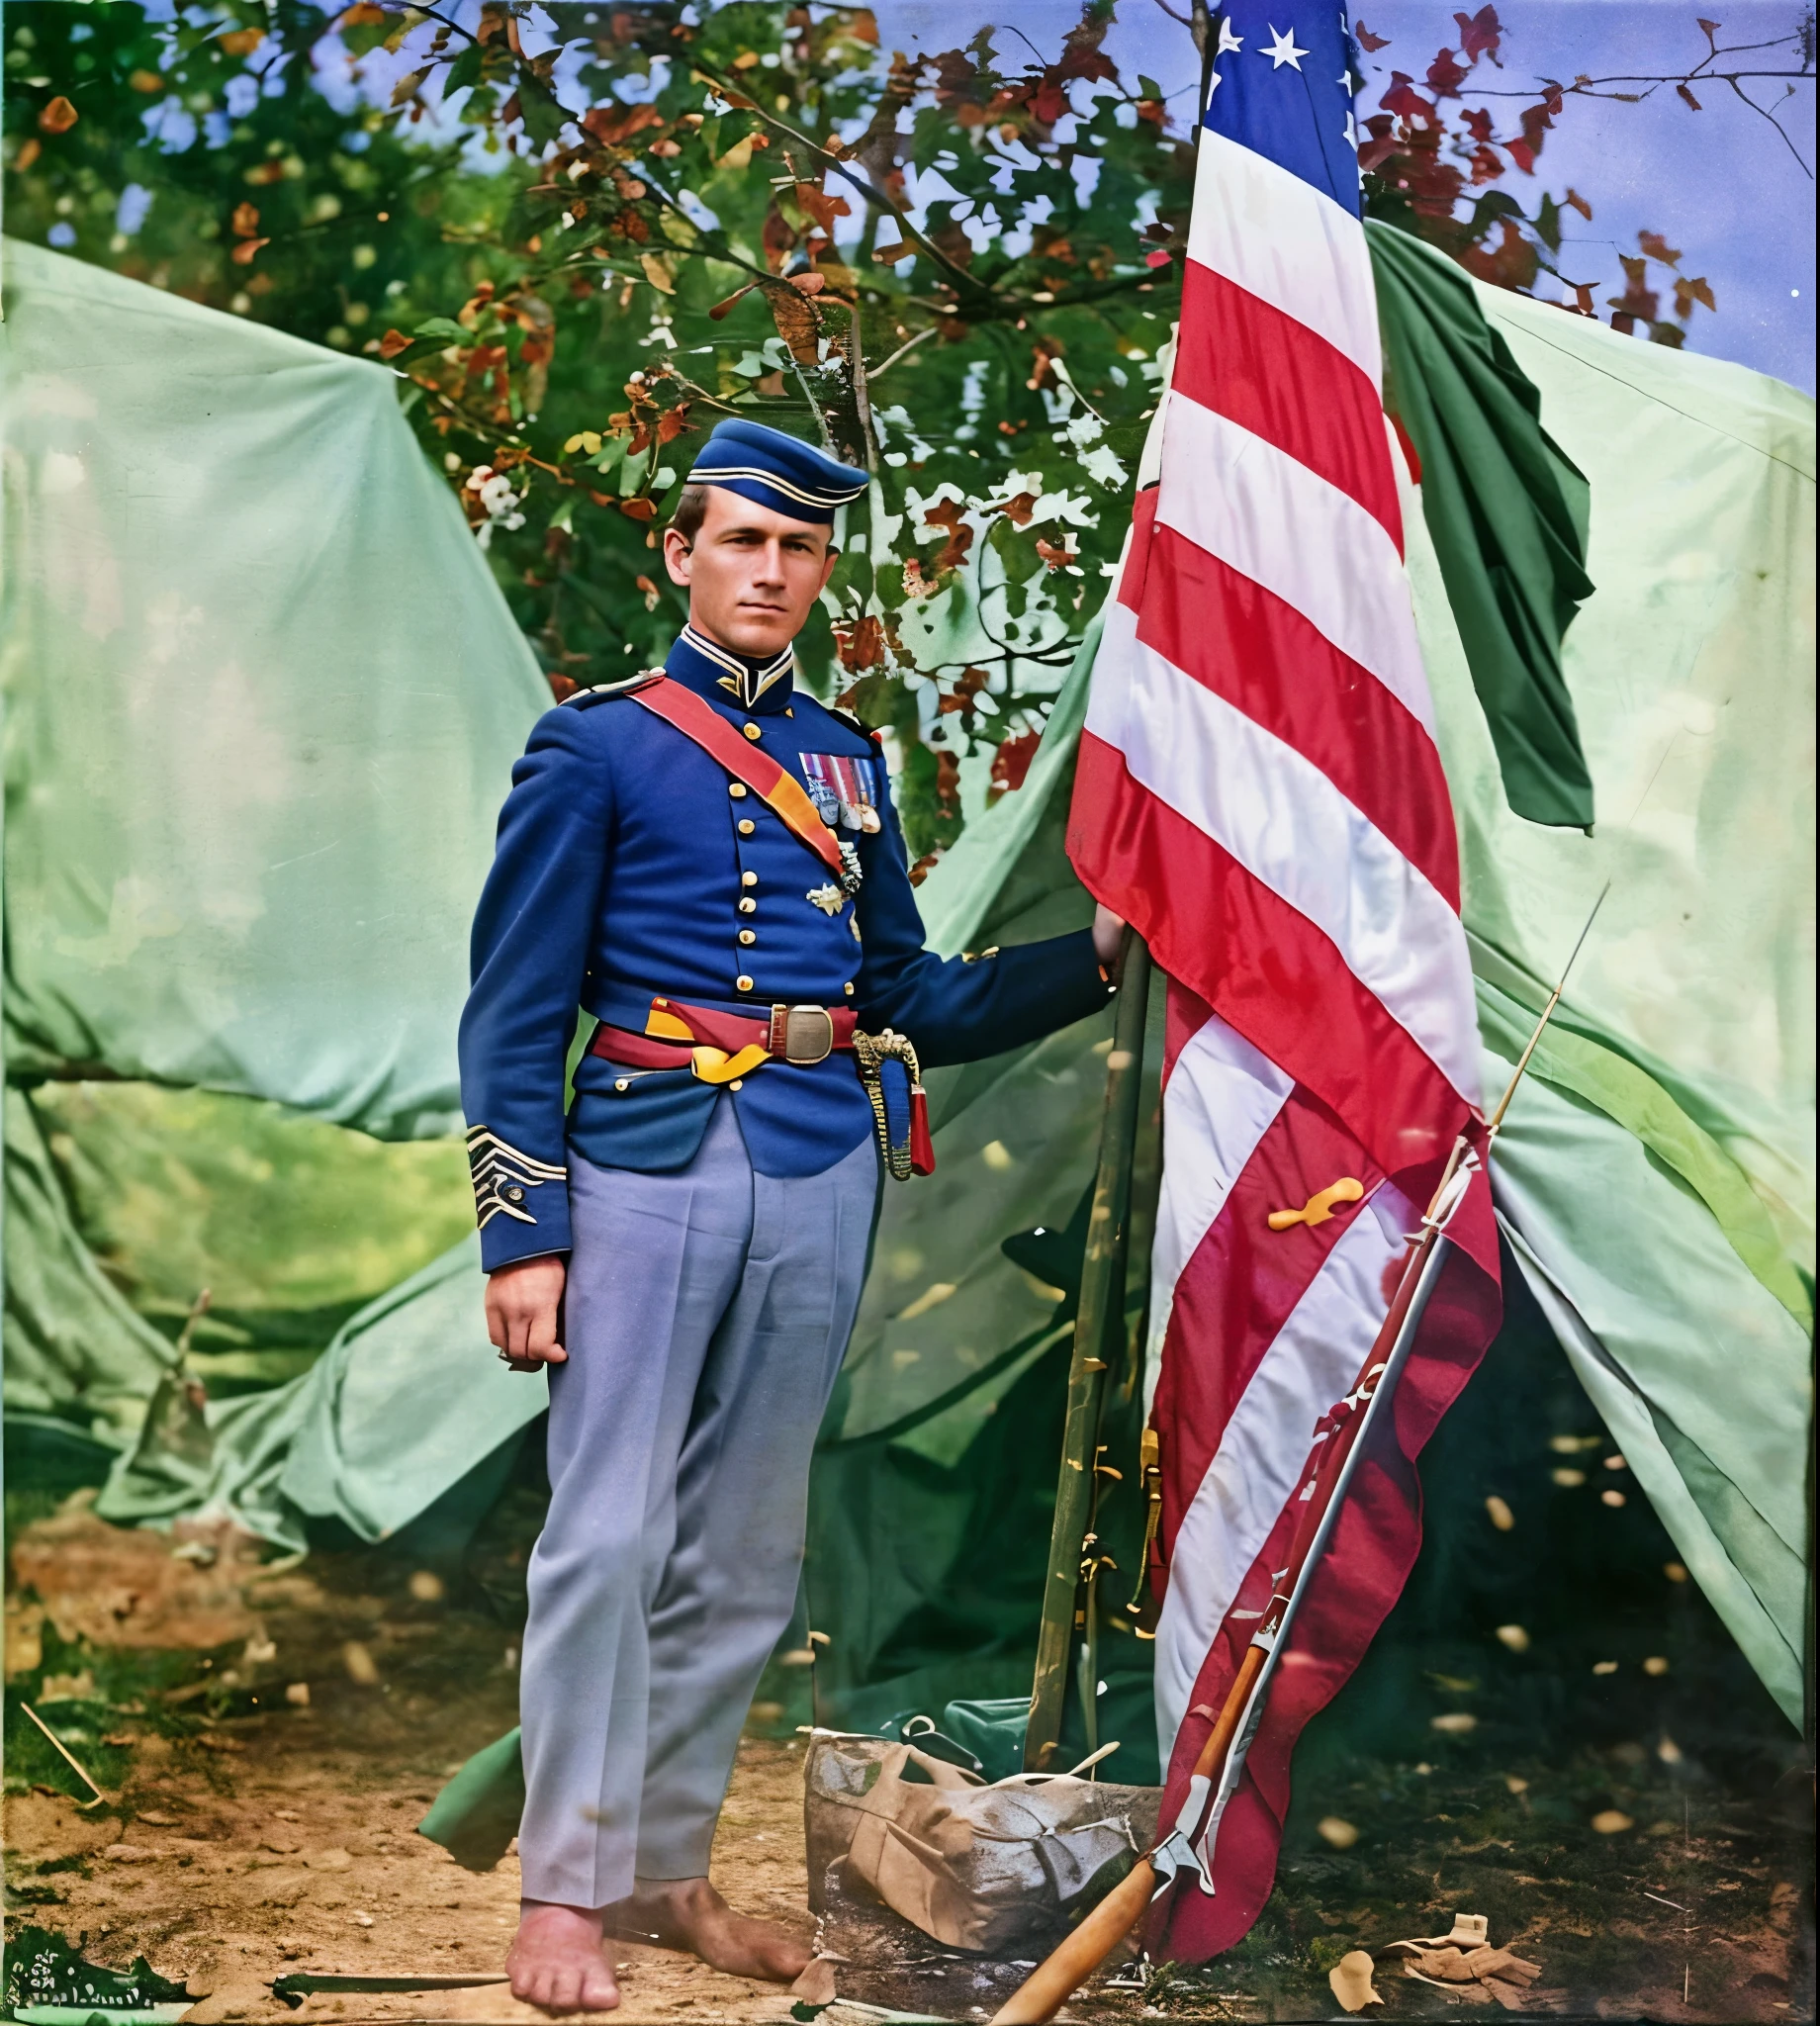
[804,1734,1160,1954]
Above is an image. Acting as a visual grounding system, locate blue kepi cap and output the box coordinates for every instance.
[685,417,867,525]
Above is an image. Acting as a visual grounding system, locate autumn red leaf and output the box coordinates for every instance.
[582,101,665,146]
[220,27,265,55]
[764,280,820,363]
[1354,19,1391,49]
[1035,537,1076,571]
[835,614,885,674]
[1379,73,1436,123]
[1565,187,1592,221]
[990,729,1041,794]
[1503,137,1536,173]
[1638,230,1683,266]
[378,327,416,359]
[794,182,852,235]
[1606,253,1658,325]
[230,202,260,238]
[1674,274,1716,317]
[908,849,942,887]
[1461,106,1494,141]
[922,500,975,574]
[934,749,961,809]
[230,237,269,265]
[1453,6,1502,62]
[762,202,799,272]
[1425,46,1469,96]
[655,403,691,443]
[708,282,758,321]
[618,497,658,521]
[1677,82,1703,110]
[39,96,78,134]
[996,490,1039,527]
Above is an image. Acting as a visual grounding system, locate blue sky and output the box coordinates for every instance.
[871,1,1816,392]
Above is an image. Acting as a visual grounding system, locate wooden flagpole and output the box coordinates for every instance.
[1024,930,1152,1772]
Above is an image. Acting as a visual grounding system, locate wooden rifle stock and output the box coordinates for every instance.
[991,1215,1446,2026]
[990,1643,1268,2025]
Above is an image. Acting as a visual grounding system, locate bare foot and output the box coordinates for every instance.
[603,1876,811,1983]
[506,1901,621,2014]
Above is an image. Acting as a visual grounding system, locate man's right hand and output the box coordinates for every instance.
[486,1255,568,1373]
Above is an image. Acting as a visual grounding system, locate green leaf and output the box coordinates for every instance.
[515,69,571,148]
[444,41,484,94]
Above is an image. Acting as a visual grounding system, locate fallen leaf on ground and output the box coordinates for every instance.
[789,1958,838,2006]
[1329,1951,1382,2011]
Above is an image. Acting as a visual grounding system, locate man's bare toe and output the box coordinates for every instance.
[507,1902,620,2014]
[618,1878,811,1983]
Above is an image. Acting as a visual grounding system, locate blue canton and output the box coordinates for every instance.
[1205,1,1362,216]
[459,630,1112,1269]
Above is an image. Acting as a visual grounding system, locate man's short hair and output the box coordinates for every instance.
[669,483,711,546]
[668,482,837,552]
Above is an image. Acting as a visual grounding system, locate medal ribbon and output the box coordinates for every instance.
[631,678,847,879]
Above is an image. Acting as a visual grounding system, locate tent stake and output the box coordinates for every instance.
[1024,931,1152,1772]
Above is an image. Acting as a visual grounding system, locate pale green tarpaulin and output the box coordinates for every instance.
[1,237,549,1136]
[1413,280,1815,1723]
[1,237,541,1483]
[1,239,1811,1727]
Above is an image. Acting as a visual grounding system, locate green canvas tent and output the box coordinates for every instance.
[2,233,1811,1760]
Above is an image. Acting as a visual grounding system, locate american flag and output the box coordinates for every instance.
[1067,2,1504,1960]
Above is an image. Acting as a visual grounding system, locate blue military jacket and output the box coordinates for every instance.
[458,627,1112,1270]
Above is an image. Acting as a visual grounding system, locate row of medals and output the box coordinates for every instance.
[806,782,873,915]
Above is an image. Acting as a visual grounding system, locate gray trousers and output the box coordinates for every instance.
[516,1098,878,1908]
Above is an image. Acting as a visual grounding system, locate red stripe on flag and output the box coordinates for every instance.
[1174,259,1404,551]
[1069,731,1469,1174]
[1151,1088,1385,1563]
[1153,1179,1502,1962]
[1127,520,1461,911]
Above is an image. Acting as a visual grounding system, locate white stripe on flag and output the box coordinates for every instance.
[1184,131,1382,386]
[1145,1013,1296,1414]
[1152,1186,1411,1751]
[1156,394,1434,734]
[1087,603,1482,1104]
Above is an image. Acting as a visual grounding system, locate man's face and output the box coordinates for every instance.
[662,487,839,659]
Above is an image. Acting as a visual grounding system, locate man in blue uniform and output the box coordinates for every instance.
[460,417,1126,2011]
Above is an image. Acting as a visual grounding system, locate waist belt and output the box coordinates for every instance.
[590,996,858,1086]
[588,995,935,1179]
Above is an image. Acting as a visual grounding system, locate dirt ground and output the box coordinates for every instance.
[5,1499,1813,2025]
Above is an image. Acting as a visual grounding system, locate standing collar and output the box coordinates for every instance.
[665,625,796,713]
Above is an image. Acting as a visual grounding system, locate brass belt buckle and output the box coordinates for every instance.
[774,1003,835,1065]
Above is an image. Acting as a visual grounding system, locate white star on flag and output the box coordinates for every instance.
[1218,18,1244,53]
[1261,23,1309,67]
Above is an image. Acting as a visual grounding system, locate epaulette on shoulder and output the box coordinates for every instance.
[560,669,664,711]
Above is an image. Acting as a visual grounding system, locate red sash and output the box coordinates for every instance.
[630,678,846,879]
